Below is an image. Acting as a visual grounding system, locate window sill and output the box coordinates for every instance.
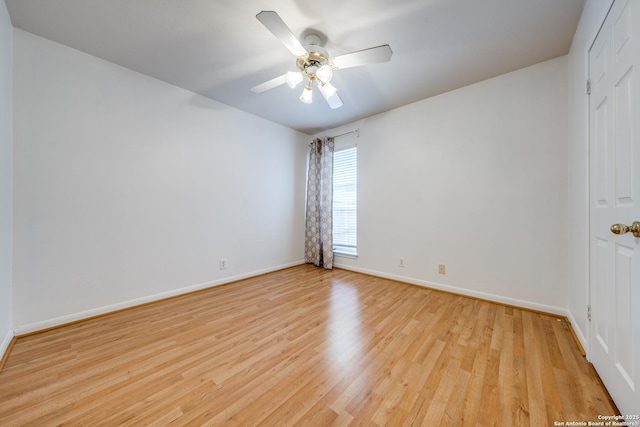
[334,251,358,259]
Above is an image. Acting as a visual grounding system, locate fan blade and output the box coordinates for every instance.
[324,92,343,110]
[256,11,307,57]
[332,44,393,69]
[319,84,343,109]
[250,74,287,94]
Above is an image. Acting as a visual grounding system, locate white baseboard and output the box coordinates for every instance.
[12,260,572,337]
[13,260,304,336]
[1,328,14,362]
[566,310,589,356]
[334,263,569,317]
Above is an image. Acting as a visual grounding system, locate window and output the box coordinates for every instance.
[333,146,357,255]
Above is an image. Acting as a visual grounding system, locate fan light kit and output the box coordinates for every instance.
[251,11,393,109]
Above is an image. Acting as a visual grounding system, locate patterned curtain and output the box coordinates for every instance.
[304,137,334,269]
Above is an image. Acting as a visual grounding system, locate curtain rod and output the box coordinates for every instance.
[332,129,359,139]
[308,129,359,145]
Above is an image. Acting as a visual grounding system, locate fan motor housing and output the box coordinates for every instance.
[296,34,331,78]
[296,50,330,77]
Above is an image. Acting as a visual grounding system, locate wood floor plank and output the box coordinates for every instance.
[0,265,618,425]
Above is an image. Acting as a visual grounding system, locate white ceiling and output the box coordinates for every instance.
[6,0,585,135]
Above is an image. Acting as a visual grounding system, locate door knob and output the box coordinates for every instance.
[610,221,640,237]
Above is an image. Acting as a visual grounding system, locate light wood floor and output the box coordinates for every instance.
[0,265,617,426]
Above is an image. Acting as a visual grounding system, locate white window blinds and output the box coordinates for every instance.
[333,146,357,255]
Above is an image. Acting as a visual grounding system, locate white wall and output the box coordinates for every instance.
[326,57,569,314]
[566,0,613,350]
[12,30,307,333]
[0,0,13,356]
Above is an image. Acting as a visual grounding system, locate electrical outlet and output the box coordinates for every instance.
[438,264,446,274]
[399,257,406,267]
[219,259,227,269]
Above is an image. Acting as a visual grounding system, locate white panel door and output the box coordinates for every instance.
[589,0,640,416]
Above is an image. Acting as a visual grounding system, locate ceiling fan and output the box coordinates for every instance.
[251,11,393,109]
